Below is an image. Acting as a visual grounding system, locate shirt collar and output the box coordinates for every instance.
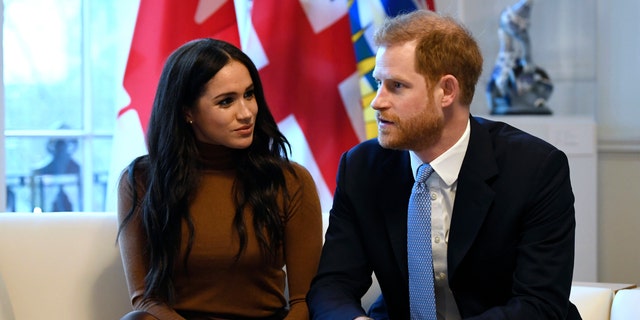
[410,118,470,186]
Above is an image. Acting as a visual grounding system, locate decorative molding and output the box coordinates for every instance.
[598,139,640,153]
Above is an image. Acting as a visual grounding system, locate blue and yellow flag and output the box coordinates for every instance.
[348,0,435,138]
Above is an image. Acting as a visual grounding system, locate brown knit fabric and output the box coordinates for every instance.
[117,142,323,320]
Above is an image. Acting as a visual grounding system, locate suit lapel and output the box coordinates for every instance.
[448,117,498,281]
[373,117,499,282]
[377,149,414,281]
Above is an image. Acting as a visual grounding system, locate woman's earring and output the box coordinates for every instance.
[188,120,193,124]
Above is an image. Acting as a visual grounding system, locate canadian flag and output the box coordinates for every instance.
[246,1,365,211]
[106,0,241,211]
[107,0,366,212]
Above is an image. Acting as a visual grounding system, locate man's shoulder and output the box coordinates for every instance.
[472,116,559,154]
[350,138,382,151]
[345,138,407,164]
[469,116,570,180]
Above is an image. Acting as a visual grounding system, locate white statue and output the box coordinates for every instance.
[487,0,553,115]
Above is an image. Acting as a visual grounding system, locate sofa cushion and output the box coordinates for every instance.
[569,285,614,320]
[0,212,131,320]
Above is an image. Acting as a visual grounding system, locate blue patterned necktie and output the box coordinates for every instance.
[407,163,437,319]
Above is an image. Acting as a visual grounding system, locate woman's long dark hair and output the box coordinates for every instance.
[117,38,293,304]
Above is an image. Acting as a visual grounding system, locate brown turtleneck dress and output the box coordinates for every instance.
[117,142,323,319]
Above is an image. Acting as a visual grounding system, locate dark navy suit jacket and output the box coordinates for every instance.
[308,116,581,319]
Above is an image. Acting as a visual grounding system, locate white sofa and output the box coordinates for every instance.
[0,212,637,320]
[0,213,130,320]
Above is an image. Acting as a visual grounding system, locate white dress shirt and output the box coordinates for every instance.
[410,119,470,320]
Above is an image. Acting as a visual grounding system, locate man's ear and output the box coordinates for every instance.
[439,75,459,107]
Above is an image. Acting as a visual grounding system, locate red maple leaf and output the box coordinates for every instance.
[252,1,360,193]
[120,0,240,135]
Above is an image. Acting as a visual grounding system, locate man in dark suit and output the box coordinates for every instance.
[307,9,581,320]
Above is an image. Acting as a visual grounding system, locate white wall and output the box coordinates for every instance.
[597,0,640,141]
[595,0,640,286]
[598,152,640,285]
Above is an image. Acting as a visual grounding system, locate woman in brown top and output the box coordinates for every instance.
[117,38,323,320]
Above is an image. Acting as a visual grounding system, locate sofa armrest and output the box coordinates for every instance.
[610,288,640,320]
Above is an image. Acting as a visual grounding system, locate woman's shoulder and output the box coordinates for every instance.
[288,161,310,173]
[118,155,150,194]
[288,161,313,176]
[283,161,322,219]
[285,161,316,187]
